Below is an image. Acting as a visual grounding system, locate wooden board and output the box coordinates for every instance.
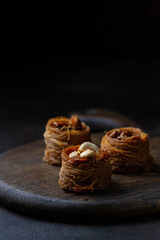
[0,133,160,221]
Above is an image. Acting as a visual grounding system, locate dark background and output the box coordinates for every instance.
[0,3,160,239]
[0,2,160,146]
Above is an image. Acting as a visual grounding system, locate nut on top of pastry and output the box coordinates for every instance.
[70,115,82,129]
[69,142,100,158]
[43,115,91,165]
[59,142,112,193]
[101,127,153,174]
[48,115,83,130]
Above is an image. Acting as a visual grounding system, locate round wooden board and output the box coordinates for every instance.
[0,133,160,221]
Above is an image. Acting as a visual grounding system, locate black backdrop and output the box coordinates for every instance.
[0,4,160,239]
[1,2,160,144]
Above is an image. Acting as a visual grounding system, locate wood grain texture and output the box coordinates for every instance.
[0,133,159,221]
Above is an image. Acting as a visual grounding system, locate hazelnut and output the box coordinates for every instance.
[70,115,82,129]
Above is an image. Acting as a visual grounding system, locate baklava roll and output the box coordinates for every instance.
[101,127,153,174]
[43,115,91,165]
[59,142,112,193]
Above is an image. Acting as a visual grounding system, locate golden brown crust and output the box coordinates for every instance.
[101,127,153,174]
[59,145,112,193]
[43,116,91,165]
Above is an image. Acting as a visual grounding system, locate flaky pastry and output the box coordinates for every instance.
[101,127,153,174]
[43,115,91,165]
[59,142,112,192]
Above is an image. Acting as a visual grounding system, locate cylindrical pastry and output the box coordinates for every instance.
[59,142,112,192]
[43,116,91,165]
[101,127,153,174]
